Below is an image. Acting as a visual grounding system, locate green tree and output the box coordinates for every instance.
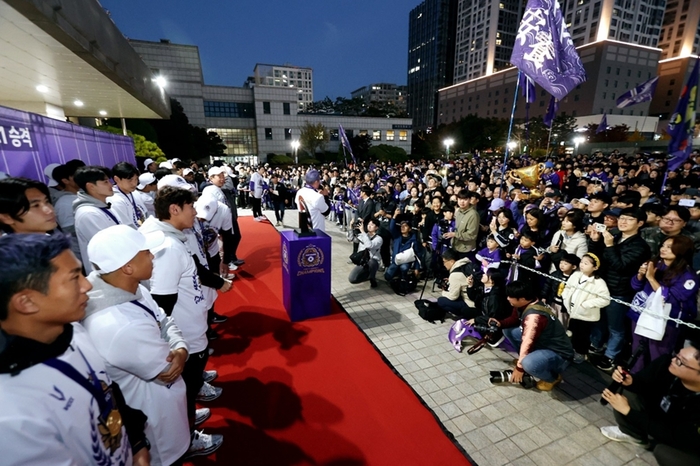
[299,121,329,155]
[550,114,578,149]
[585,123,630,142]
[367,144,408,163]
[97,126,165,159]
[349,134,372,161]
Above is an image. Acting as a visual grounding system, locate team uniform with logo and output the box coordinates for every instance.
[108,186,148,228]
[295,186,328,232]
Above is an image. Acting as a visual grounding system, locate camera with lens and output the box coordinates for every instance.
[473,322,500,336]
[489,370,536,389]
[434,277,450,291]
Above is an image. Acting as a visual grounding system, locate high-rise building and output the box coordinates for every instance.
[250,64,313,111]
[407,0,458,131]
[453,0,523,83]
[350,83,408,113]
[657,0,700,60]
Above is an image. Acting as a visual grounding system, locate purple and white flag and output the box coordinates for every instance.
[596,113,608,134]
[616,76,659,108]
[510,0,587,100]
[339,124,356,164]
[667,59,699,173]
[520,72,536,104]
[543,96,558,128]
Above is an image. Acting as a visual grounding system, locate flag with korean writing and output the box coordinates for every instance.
[339,124,356,164]
[667,59,699,172]
[510,0,586,100]
[543,96,558,127]
[596,113,608,134]
[520,73,536,104]
[616,76,659,108]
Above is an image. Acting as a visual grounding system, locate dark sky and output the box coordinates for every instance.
[101,0,416,101]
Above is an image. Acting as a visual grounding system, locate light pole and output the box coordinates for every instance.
[291,140,300,165]
[507,141,517,153]
[444,138,454,158]
[573,136,585,156]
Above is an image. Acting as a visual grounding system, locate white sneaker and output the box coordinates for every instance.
[202,370,218,383]
[227,262,239,271]
[600,426,647,445]
[254,217,263,222]
[194,407,211,426]
[225,272,236,280]
[196,382,222,402]
[185,430,223,458]
[208,347,214,356]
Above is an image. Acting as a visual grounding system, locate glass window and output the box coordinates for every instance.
[265,128,273,140]
[263,102,271,114]
[284,128,292,140]
[386,130,395,141]
[283,103,290,115]
[373,130,381,141]
[207,127,257,155]
[399,131,408,141]
[203,101,255,118]
[329,129,339,141]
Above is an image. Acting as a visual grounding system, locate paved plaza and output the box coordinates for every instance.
[259,209,658,466]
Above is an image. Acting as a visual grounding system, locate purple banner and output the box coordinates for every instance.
[0,104,135,184]
[281,230,332,321]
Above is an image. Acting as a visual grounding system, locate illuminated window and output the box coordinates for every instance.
[386,130,395,141]
[373,130,381,141]
[399,131,408,141]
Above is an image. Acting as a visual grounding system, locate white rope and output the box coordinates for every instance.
[503,260,700,331]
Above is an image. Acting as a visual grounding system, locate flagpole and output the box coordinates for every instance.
[545,122,554,157]
[500,70,521,188]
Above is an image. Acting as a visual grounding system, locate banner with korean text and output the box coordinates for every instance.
[0,104,135,183]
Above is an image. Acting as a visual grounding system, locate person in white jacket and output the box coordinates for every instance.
[549,209,588,272]
[348,217,383,288]
[562,253,611,363]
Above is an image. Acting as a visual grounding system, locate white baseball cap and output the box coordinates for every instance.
[88,225,164,274]
[157,174,197,193]
[182,168,194,176]
[43,163,61,187]
[194,196,218,221]
[143,158,155,169]
[159,161,173,169]
[208,166,226,178]
[137,173,156,190]
[575,198,590,206]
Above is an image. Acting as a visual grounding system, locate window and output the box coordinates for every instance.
[329,129,339,141]
[263,102,271,114]
[373,130,381,141]
[283,103,290,115]
[265,128,273,140]
[284,128,292,140]
[399,131,408,141]
[386,130,395,141]
[203,101,255,118]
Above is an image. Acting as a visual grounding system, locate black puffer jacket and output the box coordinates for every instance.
[589,233,651,297]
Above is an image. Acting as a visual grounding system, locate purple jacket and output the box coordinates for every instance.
[630,263,698,323]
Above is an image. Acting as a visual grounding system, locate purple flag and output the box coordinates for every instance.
[596,113,608,134]
[616,76,659,108]
[543,96,558,127]
[519,72,536,104]
[338,124,356,164]
[667,59,699,173]
[510,0,587,100]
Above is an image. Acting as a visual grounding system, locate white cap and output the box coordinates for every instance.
[143,158,155,169]
[137,173,156,190]
[195,196,218,221]
[171,158,181,163]
[43,163,61,187]
[88,225,164,274]
[182,168,194,176]
[208,166,226,178]
[576,198,590,206]
[157,174,196,193]
[159,161,173,169]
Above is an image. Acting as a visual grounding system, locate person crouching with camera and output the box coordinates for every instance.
[348,217,383,288]
[436,248,478,318]
[490,281,574,391]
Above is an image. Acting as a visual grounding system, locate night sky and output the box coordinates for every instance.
[101,0,416,101]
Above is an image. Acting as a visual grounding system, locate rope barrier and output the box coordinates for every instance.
[502,260,700,331]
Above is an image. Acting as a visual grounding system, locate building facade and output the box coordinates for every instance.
[407,0,458,131]
[350,83,408,113]
[250,64,313,112]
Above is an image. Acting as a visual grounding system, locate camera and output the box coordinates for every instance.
[434,277,450,291]
[595,223,607,232]
[489,370,536,389]
[473,322,500,335]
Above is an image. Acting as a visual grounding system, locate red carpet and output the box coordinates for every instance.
[191,217,474,466]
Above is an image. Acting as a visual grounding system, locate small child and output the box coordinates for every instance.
[506,231,540,286]
[542,253,580,328]
[431,207,456,254]
[561,253,611,363]
[465,269,511,347]
[475,234,504,274]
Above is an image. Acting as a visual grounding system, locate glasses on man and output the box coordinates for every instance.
[660,216,684,224]
[671,352,700,373]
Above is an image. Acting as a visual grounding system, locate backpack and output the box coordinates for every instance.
[414,299,446,323]
[390,275,418,296]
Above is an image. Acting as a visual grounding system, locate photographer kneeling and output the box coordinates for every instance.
[491,281,574,391]
[436,248,478,318]
[348,217,383,288]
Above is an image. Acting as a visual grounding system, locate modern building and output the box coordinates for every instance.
[652,0,700,60]
[452,0,523,83]
[407,0,458,131]
[130,39,412,162]
[0,0,170,122]
[350,83,408,113]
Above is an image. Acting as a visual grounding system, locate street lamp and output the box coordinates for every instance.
[573,136,585,156]
[444,138,454,158]
[507,141,517,153]
[291,140,300,165]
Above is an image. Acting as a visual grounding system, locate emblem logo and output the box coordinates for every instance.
[297,244,324,268]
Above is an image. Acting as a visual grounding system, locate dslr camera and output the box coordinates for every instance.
[473,322,500,336]
[489,370,536,389]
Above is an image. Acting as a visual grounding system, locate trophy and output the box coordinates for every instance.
[296,196,316,237]
[507,163,545,199]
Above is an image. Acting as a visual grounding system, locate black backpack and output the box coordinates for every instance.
[390,276,418,296]
[414,299,446,323]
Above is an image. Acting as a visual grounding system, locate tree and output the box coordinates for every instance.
[349,134,372,161]
[550,114,578,149]
[97,126,165,159]
[299,121,329,155]
[367,144,408,163]
[585,123,630,142]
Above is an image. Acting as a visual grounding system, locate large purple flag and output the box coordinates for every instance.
[616,76,659,108]
[519,73,536,104]
[543,96,558,127]
[338,124,356,164]
[667,59,699,172]
[510,0,587,100]
[596,113,608,134]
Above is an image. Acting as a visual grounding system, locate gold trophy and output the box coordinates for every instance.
[507,163,545,199]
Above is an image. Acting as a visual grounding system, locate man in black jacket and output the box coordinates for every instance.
[588,207,651,372]
[600,337,700,466]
